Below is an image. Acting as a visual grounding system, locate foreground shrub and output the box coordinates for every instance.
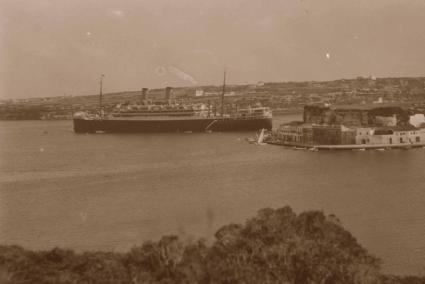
[0,206,424,283]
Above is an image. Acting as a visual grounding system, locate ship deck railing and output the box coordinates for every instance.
[78,113,271,120]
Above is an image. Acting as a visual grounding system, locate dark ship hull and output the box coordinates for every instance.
[73,117,272,133]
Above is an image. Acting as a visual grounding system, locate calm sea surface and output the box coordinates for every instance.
[1,115,425,275]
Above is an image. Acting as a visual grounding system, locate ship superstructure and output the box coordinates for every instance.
[73,74,273,133]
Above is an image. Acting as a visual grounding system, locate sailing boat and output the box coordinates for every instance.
[257,128,268,145]
[245,129,267,145]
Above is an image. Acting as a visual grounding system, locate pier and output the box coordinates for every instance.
[266,140,425,150]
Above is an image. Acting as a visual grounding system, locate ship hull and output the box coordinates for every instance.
[73,117,273,133]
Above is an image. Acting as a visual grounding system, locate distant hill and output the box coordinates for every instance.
[1,76,425,120]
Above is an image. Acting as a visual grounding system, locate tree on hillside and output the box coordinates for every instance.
[2,206,423,283]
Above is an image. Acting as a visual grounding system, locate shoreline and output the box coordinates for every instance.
[266,140,425,150]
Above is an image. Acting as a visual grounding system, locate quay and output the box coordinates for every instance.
[266,140,425,151]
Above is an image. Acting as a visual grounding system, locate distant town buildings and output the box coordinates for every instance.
[1,76,425,120]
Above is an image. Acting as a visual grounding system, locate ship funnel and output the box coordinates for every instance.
[165,87,173,105]
[141,88,149,104]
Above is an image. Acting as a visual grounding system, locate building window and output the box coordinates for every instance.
[389,137,392,144]
[416,137,420,143]
[400,137,403,143]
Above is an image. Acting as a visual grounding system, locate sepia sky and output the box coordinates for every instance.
[1,0,425,98]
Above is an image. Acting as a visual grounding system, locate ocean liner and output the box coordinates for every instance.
[73,74,272,133]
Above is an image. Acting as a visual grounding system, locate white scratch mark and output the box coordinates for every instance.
[167,66,198,85]
[325,53,331,59]
[39,147,44,152]
[112,10,125,18]
[154,65,198,85]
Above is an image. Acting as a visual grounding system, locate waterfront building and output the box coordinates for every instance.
[275,121,305,144]
[355,127,375,145]
[303,104,410,127]
[311,124,342,145]
[341,125,357,145]
[362,126,421,145]
[273,103,425,148]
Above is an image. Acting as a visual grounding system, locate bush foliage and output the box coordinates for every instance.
[0,206,423,283]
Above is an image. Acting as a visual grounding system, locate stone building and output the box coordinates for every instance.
[303,104,410,127]
[311,125,342,145]
[364,126,422,145]
[275,121,305,144]
[274,104,424,147]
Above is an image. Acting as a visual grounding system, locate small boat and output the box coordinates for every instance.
[309,147,319,152]
[246,128,268,145]
[256,129,268,146]
[375,148,386,151]
[353,148,366,151]
[293,147,307,150]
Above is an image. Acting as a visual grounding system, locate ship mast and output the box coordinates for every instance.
[221,70,226,117]
[99,74,105,117]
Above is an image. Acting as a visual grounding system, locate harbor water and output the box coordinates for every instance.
[1,116,425,275]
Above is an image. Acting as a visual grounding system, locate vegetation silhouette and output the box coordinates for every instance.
[0,206,423,283]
